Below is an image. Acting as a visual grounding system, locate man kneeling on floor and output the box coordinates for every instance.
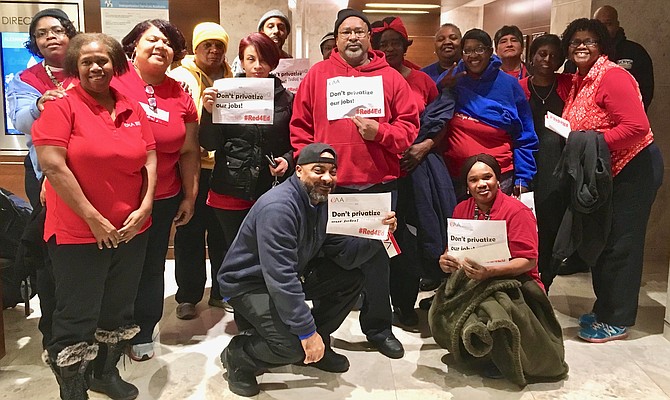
[218,143,397,396]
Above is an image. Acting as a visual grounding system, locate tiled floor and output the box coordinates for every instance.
[1,259,669,399]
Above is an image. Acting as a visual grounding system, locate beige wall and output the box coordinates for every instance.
[441,5,484,32]
[219,1,292,66]
[586,1,670,262]
[550,0,591,34]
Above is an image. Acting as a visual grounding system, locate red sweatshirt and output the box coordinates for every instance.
[290,49,419,186]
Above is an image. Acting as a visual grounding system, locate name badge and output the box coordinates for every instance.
[140,102,170,125]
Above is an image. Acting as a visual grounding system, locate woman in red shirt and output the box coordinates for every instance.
[33,33,156,400]
[560,18,663,343]
[114,19,200,361]
[439,153,543,289]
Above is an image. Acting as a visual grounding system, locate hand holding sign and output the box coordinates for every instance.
[461,258,492,281]
[439,251,461,274]
[202,87,217,113]
[352,115,379,141]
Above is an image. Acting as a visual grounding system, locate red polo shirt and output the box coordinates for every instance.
[32,84,156,244]
[112,63,198,199]
[452,192,544,290]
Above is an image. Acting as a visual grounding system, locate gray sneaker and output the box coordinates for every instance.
[208,298,234,313]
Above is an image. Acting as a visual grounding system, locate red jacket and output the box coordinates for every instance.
[290,49,419,186]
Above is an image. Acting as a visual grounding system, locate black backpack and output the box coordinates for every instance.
[0,188,36,309]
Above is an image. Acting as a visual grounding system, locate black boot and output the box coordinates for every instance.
[46,342,98,400]
[89,325,141,400]
[220,347,260,397]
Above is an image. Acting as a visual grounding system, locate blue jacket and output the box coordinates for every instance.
[7,72,43,179]
[420,56,538,187]
[218,174,379,338]
[421,62,444,83]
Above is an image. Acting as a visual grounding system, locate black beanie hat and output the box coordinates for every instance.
[334,8,371,34]
[29,8,71,36]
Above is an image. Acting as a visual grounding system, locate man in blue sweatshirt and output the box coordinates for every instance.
[218,143,397,397]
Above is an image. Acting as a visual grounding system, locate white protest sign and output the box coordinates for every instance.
[518,192,536,218]
[326,76,385,121]
[545,111,571,139]
[272,58,310,94]
[447,219,511,265]
[212,78,274,124]
[327,193,391,240]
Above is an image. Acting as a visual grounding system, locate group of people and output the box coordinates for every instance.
[5,3,661,399]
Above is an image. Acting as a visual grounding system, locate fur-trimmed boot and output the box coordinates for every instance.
[46,342,99,400]
[89,325,141,400]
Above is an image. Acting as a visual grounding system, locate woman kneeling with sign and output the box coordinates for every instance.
[428,153,568,385]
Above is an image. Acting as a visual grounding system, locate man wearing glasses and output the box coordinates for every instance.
[290,8,419,360]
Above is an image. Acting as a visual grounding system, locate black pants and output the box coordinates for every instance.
[592,144,663,326]
[226,258,364,371]
[174,169,226,303]
[213,208,250,252]
[535,190,569,291]
[36,250,56,349]
[23,154,41,210]
[46,232,148,357]
[335,184,396,341]
[132,195,181,345]
[389,177,421,312]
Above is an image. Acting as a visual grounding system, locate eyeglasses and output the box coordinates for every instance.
[34,27,67,39]
[568,39,599,48]
[144,85,157,113]
[462,46,489,56]
[338,29,368,39]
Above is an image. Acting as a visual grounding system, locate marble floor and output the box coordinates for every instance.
[1,259,669,400]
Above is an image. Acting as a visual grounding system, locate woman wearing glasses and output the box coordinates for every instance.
[199,32,293,269]
[8,8,78,208]
[559,19,663,343]
[33,32,156,399]
[112,19,200,361]
[6,8,78,353]
[430,28,537,199]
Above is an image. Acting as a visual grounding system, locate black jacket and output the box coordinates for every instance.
[200,76,294,201]
[563,28,654,111]
[552,130,612,267]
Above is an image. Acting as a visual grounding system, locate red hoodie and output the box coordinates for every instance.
[290,49,419,187]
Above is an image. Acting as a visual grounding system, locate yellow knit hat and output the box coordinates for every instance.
[192,22,229,51]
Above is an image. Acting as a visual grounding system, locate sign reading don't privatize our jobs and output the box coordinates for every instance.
[326,76,385,121]
[327,192,391,240]
[212,78,274,125]
[447,219,511,266]
[272,58,310,94]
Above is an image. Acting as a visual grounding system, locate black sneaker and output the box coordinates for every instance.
[308,348,350,373]
[220,348,259,397]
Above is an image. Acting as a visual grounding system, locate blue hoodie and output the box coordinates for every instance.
[218,174,381,338]
[420,55,538,187]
